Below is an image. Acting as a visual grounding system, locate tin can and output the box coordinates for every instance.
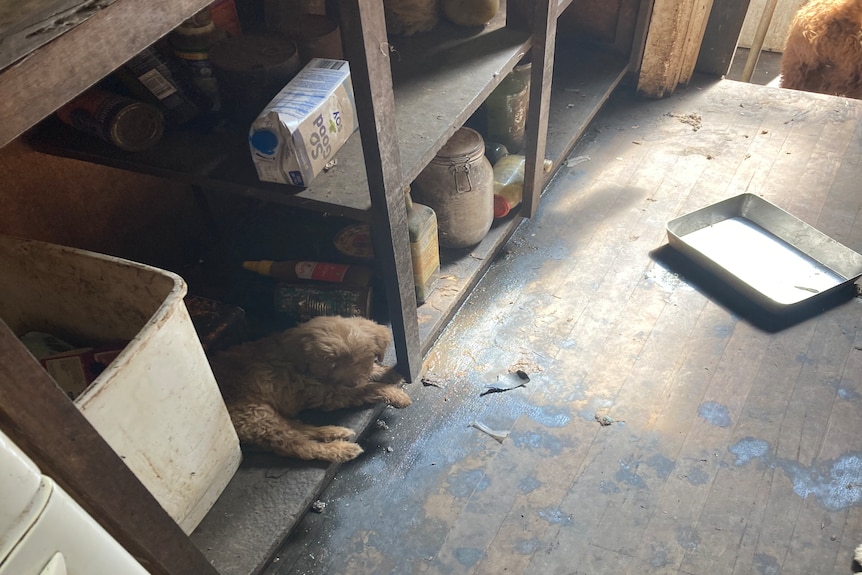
[56,87,165,151]
[281,13,344,64]
[411,127,494,249]
[334,223,376,262]
[274,283,372,322]
[170,7,226,112]
[210,33,301,124]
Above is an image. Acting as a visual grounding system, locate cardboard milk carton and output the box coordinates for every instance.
[249,59,358,187]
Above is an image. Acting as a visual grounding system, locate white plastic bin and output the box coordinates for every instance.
[0,235,241,534]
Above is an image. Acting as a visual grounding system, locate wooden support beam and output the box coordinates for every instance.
[337,0,422,381]
[638,0,714,97]
[0,319,218,575]
[520,0,557,218]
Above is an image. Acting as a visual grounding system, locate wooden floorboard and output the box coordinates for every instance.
[263,77,862,575]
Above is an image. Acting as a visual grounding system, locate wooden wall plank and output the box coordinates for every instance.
[638,0,713,97]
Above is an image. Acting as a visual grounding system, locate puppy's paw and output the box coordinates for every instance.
[322,440,364,462]
[312,425,356,442]
[371,364,404,385]
[381,387,412,408]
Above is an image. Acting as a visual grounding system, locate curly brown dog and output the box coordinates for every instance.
[210,316,411,462]
[780,0,862,98]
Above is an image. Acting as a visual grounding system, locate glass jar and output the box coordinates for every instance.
[412,127,494,249]
[485,56,532,153]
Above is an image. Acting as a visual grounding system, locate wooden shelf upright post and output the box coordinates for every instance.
[337,0,423,381]
[508,0,558,218]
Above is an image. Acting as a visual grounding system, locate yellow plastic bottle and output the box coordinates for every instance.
[493,155,553,218]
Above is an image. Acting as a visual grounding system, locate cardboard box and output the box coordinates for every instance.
[249,58,358,187]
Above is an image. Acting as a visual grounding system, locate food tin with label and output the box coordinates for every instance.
[56,87,165,152]
[274,284,372,322]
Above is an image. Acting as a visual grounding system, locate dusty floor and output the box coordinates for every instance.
[263,75,862,574]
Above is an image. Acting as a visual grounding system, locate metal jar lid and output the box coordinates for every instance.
[431,127,486,164]
[109,102,165,151]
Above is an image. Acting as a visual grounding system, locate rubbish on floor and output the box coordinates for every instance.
[594,414,620,426]
[421,374,444,388]
[375,419,390,431]
[311,500,326,513]
[564,155,590,167]
[480,371,528,396]
[469,420,508,444]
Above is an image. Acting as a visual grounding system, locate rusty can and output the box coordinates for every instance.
[274,283,372,322]
[56,87,165,151]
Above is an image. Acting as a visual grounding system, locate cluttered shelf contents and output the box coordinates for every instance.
[22,1,632,360]
[26,3,530,224]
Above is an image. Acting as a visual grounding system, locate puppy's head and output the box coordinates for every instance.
[298,316,391,386]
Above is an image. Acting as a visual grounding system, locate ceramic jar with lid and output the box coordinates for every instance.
[412,127,494,249]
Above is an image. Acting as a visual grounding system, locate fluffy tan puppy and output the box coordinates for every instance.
[780,0,862,98]
[211,316,411,462]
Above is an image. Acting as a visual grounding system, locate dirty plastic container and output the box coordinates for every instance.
[412,127,494,249]
[0,235,241,534]
[492,154,554,218]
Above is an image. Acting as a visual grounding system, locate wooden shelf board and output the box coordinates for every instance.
[0,0,120,73]
[26,119,376,222]
[0,0,214,150]
[189,403,385,575]
[544,43,629,167]
[417,214,524,355]
[391,16,531,186]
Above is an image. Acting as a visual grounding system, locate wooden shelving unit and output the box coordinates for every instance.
[1,0,650,574]
[25,2,539,382]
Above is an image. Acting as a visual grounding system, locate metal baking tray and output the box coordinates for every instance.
[666,193,862,313]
